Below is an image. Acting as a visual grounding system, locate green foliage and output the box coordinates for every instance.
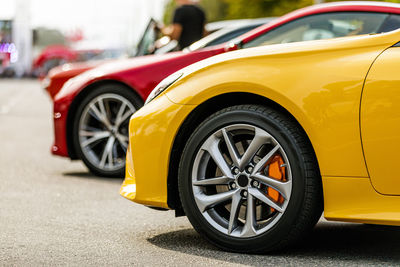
[163,0,400,24]
[199,0,228,22]
[163,1,177,24]
[222,0,312,19]
[163,0,228,23]
[325,0,400,2]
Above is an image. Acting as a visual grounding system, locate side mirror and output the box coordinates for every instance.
[224,39,243,52]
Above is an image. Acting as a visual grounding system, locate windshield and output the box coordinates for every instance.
[136,18,274,55]
[188,23,266,51]
[90,49,126,61]
[243,12,392,48]
[136,19,160,57]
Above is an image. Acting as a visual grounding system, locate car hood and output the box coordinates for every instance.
[79,51,188,79]
[48,60,107,79]
[54,51,189,101]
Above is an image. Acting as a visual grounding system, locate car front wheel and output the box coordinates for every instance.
[73,84,142,177]
[178,105,322,253]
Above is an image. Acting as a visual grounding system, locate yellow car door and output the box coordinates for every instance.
[361,44,400,195]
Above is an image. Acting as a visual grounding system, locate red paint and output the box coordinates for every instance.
[33,45,102,79]
[51,1,400,158]
[46,61,105,98]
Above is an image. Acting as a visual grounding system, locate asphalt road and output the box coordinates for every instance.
[0,79,399,266]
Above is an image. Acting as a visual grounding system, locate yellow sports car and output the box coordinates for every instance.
[121,28,400,252]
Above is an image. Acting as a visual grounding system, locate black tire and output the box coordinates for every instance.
[72,83,143,177]
[178,104,323,253]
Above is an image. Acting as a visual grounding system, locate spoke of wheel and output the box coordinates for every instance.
[222,128,240,167]
[240,193,257,237]
[252,145,280,174]
[83,126,103,132]
[195,189,238,213]
[80,131,110,147]
[104,98,112,123]
[193,176,233,186]
[251,173,291,200]
[97,97,109,123]
[228,190,242,234]
[116,133,129,149]
[248,187,284,213]
[239,128,271,170]
[99,136,115,168]
[108,141,116,169]
[115,102,128,127]
[116,108,134,128]
[88,104,102,121]
[202,135,233,178]
[79,130,101,137]
[89,103,112,130]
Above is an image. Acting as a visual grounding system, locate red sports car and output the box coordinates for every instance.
[52,1,400,177]
[44,18,272,99]
[33,45,103,79]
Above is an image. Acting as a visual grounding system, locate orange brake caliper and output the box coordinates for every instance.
[267,155,286,211]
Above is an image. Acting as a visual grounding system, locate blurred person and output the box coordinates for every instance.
[161,0,206,49]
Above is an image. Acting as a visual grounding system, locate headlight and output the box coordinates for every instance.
[145,72,183,105]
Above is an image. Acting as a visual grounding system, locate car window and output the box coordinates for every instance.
[243,12,390,48]
[136,19,159,56]
[378,14,400,33]
[205,24,262,47]
[188,24,264,51]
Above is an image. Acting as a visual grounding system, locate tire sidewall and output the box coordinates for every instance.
[72,83,143,177]
[179,106,308,252]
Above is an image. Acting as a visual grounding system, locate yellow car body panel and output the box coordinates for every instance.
[121,30,400,225]
[120,94,195,208]
[361,47,400,196]
[323,176,400,226]
[166,33,397,178]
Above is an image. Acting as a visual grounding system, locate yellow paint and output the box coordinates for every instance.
[361,47,400,196]
[323,177,400,226]
[121,29,400,225]
[121,94,194,208]
[167,33,398,178]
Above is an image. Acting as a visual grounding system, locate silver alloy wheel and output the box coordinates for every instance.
[191,124,292,238]
[78,93,136,172]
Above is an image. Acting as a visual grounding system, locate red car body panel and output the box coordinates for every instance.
[51,1,400,159]
[52,48,222,157]
[46,61,104,98]
[34,45,103,79]
[33,45,77,69]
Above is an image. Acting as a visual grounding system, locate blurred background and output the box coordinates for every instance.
[0,0,166,78]
[1,0,400,78]
[1,1,400,265]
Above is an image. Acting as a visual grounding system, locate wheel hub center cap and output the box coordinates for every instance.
[237,174,249,187]
[110,127,117,136]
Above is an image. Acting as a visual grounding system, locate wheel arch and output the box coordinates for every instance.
[66,79,144,159]
[167,92,321,212]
